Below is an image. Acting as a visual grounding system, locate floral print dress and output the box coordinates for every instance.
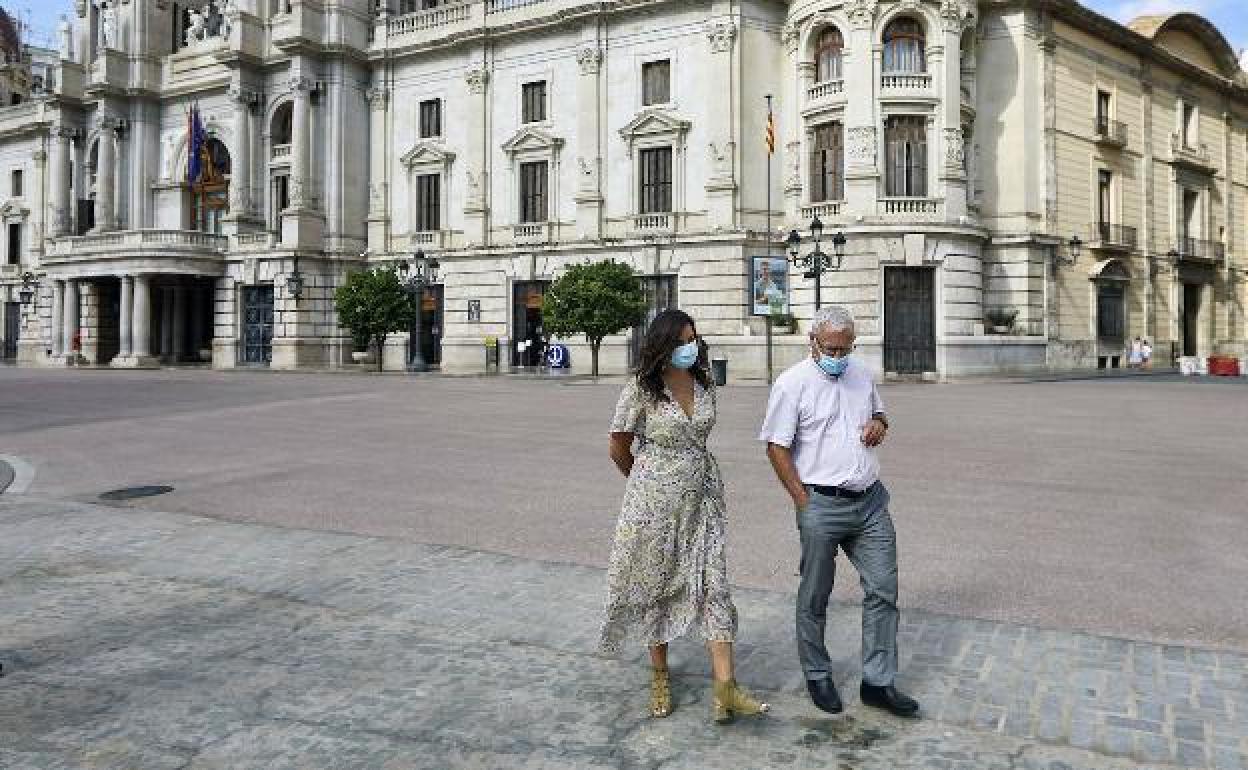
[598,378,739,654]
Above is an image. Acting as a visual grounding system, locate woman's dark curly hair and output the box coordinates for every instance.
[635,309,710,403]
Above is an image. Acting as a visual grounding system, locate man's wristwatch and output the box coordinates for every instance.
[871,412,889,430]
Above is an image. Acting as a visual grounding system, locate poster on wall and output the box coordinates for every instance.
[750,256,789,317]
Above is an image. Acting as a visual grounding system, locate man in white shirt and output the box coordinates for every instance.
[759,305,919,718]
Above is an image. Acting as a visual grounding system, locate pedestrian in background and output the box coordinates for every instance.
[1142,339,1153,369]
[600,309,769,725]
[760,305,920,719]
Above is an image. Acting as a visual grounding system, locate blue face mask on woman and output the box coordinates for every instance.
[670,341,699,369]
[816,353,850,377]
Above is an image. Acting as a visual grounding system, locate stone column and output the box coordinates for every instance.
[365,85,390,250]
[937,11,968,220]
[704,18,739,231]
[289,75,314,210]
[843,4,879,219]
[171,285,187,362]
[573,40,604,239]
[51,280,65,357]
[463,63,491,246]
[63,279,80,358]
[49,126,74,236]
[227,86,256,220]
[132,275,153,359]
[93,116,118,232]
[118,275,133,358]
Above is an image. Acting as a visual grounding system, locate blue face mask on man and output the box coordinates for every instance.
[670,341,699,369]
[816,354,849,377]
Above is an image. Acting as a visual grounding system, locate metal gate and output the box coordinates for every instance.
[2,302,19,359]
[241,286,274,365]
[883,267,936,374]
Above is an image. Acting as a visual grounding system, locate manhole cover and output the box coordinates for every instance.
[99,485,175,501]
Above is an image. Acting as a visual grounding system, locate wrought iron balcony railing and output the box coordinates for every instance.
[1090,222,1137,250]
[1095,117,1128,147]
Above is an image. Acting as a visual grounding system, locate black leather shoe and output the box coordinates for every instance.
[860,683,919,717]
[806,678,843,714]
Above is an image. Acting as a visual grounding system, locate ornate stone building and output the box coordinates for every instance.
[0,0,1245,377]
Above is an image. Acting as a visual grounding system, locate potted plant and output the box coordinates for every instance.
[984,307,1018,334]
[334,268,416,372]
[350,332,373,365]
[770,312,797,334]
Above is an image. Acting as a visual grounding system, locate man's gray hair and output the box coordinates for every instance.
[809,305,856,336]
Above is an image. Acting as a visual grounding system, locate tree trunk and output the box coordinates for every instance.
[591,339,601,377]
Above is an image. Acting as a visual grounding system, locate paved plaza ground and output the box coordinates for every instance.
[1,368,1247,768]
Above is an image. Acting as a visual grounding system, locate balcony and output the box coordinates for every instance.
[881,72,932,92]
[44,229,228,267]
[1094,118,1128,148]
[1089,222,1137,252]
[1172,236,1225,264]
[386,1,473,38]
[807,80,844,102]
[409,231,447,249]
[486,0,551,12]
[513,222,549,244]
[631,213,674,235]
[879,197,941,219]
[1169,134,1216,173]
[801,201,843,220]
[271,144,291,161]
[233,231,277,252]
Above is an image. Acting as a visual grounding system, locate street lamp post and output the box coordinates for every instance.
[18,271,36,306]
[786,215,846,311]
[396,251,440,373]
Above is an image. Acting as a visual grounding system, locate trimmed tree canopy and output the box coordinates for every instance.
[334,267,416,371]
[542,260,646,375]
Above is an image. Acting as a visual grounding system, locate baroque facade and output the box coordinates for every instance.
[0,0,1245,377]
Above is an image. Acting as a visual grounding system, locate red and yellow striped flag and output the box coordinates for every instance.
[765,110,776,155]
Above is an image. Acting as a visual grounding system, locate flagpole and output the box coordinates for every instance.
[765,94,774,385]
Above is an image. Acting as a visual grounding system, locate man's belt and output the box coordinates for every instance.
[811,484,869,499]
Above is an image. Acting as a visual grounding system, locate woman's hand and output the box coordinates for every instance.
[609,433,636,477]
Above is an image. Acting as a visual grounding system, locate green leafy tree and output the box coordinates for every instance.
[334,267,416,372]
[542,260,646,376]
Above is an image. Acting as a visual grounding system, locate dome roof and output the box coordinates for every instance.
[0,8,21,64]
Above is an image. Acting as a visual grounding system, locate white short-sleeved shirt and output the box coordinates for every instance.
[758,357,885,490]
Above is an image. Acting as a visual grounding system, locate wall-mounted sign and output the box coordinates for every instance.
[750,256,789,316]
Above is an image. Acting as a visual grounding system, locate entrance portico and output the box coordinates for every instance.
[41,230,228,368]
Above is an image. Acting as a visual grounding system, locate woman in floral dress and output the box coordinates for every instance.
[600,309,769,724]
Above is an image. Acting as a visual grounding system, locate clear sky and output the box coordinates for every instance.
[6,0,1246,63]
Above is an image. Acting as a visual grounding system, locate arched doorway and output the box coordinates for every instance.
[1091,259,1130,368]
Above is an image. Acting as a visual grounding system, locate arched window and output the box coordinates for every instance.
[190,138,230,234]
[271,102,293,146]
[883,18,926,74]
[815,27,844,82]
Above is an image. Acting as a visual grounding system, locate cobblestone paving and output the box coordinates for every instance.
[1,496,1245,769]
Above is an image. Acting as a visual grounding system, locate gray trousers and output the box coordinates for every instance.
[796,481,899,687]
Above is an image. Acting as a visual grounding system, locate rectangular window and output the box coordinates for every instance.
[638,147,673,214]
[1182,188,1200,243]
[6,223,20,265]
[1096,90,1112,133]
[642,60,671,106]
[1098,170,1112,228]
[11,169,22,197]
[519,161,548,223]
[414,174,441,231]
[272,174,289,231]
[1182,103,1197,147]
[884,116,927,197]
[521,81,547,124]
[810,123,844,202]
[419,99,442,139]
